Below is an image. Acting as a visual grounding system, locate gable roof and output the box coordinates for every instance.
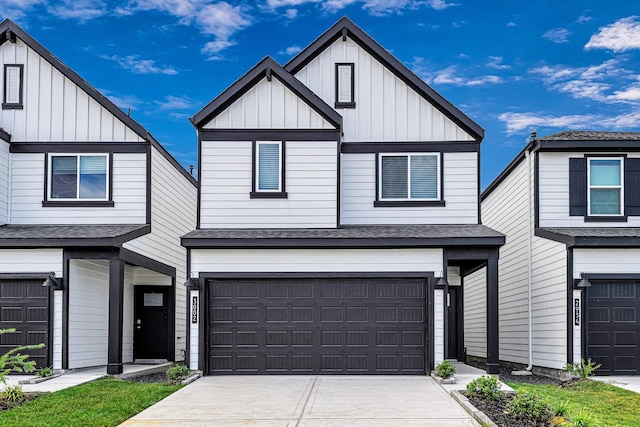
[191,56,342,129]
[0,19,196,186]
[540,131,640,141]
[284,17,484,141]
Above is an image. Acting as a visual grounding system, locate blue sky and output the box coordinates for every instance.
[3,1,640,188]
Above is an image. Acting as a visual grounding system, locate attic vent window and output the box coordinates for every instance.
[3,64,23,109]
[335,63,355,108]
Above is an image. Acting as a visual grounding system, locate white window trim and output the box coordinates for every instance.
[48,153,110,201]
[378,152,441,201]
[587,156,624,216]
[255,141,282,193]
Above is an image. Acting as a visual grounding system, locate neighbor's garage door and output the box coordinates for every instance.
[207,278,426,374]
[588,281,640,375]
[0,279,50,368]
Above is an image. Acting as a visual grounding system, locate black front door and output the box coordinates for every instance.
[447,287,459,360]
[134,286,169,360]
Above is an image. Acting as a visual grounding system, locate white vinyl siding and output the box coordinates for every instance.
[124,146,197,361]
[539,152,640,227]
[53,289,63,369]
[68,259,109,369]
[0,39,143,142]
[434,288,445,365]
[341,152,477,225]
[191,248,443,275]
[0,141,8,224]
[0,248,62,274]
[202,76,335,130]
[463,266,487,358]
[10,152,146,224]
[574,248,640,276]
[199,140,337,228]
[293,37,474,142]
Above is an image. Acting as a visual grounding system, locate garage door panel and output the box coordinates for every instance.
[208,278,427,375]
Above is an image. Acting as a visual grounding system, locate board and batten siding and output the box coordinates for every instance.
[463,266,486,358]
[124,146,197,361]
[0,249,62,274]
[0,141,9,224]
[53,290,63,369]
[202,76,334,130]
[122,264,134,364]
[293,37,474,143]
[68,259,109,369]
[199,140,337,228]
[538,152,640,227]
[191,248,443,275]
[574,248,640,276]
[434,288,445,365]
[340,152,478,225]
[10,152,146,224]
[0,38,143,143]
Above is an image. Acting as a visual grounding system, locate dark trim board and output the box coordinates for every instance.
[199,129,341,142]
[119,248,176,277]
[200,271,432,280]
[42,201,115,208]
[341,141,479,154]
[0,127,10,142]
[0,272,52,279]
[535,228,640,248]
[581,273,640,280]
[10,142,149,153]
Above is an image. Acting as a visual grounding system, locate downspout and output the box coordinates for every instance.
[525,133,535,372]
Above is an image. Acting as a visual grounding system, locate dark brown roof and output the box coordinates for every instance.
[0,224,150,247]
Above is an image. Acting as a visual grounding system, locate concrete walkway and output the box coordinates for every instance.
[592,376,640,394]
[121,376,480,426]
[2,363,171,393]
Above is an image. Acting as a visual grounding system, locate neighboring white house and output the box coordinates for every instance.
[182,17,505,375]
[0,19,197,374]
[473,130,640,376]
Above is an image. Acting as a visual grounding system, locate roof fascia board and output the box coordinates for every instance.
[284,17,484,140]
[191,56,341,129]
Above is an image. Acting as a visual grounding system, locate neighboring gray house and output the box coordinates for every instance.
[471,130,640,376]
[182,18,504,375]
[0,19,197,374]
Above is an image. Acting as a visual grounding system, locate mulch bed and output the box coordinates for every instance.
[0,393,39,413]
[125,372,168,384]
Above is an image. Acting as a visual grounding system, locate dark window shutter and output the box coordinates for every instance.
[625,158,640,216]
[569,158,587,216]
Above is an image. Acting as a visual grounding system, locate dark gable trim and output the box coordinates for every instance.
[146,146,152,224]
[0,225,151,248]
[341,141,478,154]
[284,17,483,141]
[10,142,148,153]
[2,64,23,109]
[119,248,175,277]
[201,271,431,279]
[182,236,505,249]
[148,137,197,187]
[0,127,10,142]
[334,62,355,108]
[535,227,640,247]
[191,56,341,130]
[199,129,340,142]
[0,20,148,140]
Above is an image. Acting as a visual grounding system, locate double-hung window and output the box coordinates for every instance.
[48,154,109,201]
[378,153,440,202]
[588,157,623,216]
[251,141,286,198]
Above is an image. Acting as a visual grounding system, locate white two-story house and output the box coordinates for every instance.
[0,19,197,374]
[474,130,640,376]
[182,18,504,375]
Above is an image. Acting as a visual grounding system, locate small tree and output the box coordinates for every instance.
[564,358,601,380]
[0,328,45,386]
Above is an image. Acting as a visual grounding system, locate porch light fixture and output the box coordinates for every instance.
[576,273,591,289]
[184,277,199,288]
[42,272,62,288]
[436,271,449,287]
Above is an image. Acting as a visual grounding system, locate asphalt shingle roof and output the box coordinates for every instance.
[540,227,640,238]
[0,224,149,247]
[539,131,640,141]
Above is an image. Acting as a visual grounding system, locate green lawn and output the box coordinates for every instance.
[506,380,640,427]
[0,377,182,427]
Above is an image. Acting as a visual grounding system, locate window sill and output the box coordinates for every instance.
[250,192,288,199]
[42,200,114,208]
[374,200,446,208]
[335,102,356,109]
[584,215,627,223]
[2,103,23,110]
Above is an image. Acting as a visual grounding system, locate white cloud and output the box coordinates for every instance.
[100,90,143,110]
[498,111,640,135]
[265,0,452,15]
[265,0,319,6]
[426,0,458,10]
[487,56,510,70]
[280,45,302,56]
[102,54,179,75]
[48,0,106,21]
[432,66,503,86]
[0,0,43,21]
[507,21,516,27]
[576,15,592,24]
[154,95,195,111]
[585,16,640,52]
[610,84,640,102]
[285,8,297,18]
[322,0,358,12]
[543,27,570,43]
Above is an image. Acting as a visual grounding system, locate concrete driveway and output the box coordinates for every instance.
[121,376,478,426]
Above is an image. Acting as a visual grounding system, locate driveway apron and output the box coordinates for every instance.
[120,375,478,426]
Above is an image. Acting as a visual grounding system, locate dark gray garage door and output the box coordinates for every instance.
[0,279,50,368]
[207,278,426,375]
[588,281,640,375]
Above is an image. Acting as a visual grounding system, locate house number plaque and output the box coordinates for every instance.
[192,296,198,324]
[574,298,580,326]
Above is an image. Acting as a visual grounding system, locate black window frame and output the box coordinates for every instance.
[374,152,445,208]
[250,140,287,199]
[43,153,114,207]
[335,63,355,109]
[3,64,24,110]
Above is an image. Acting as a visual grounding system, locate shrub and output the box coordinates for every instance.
[37,367,53,378]
[564,358,601,380]
[3,385,26,403]
[165,365,190,384]
[570,410,594,427]
[507,393,553,423]
[553,400,570,417]
[0,328,45,386]
[466,375,502,401]
[435,360,456,379]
